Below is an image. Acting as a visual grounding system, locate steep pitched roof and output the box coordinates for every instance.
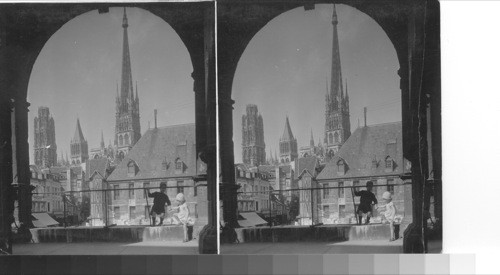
[295,156,321,179]
[281,116,295,141]
[107,123,199,181]
[85,158,109,181]
[317,122,406,180]
[71,118,86,143]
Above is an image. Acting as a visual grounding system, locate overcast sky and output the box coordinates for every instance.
[28,7,194,163]
[232,4,401,163]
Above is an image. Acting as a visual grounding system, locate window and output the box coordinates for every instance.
[162,158,168,171]
[129,206,136,220]
[256,201,259,211]
[145,205,150,217]
[339,205,346,218]
[175,159,183,170]
[323,205,330,218]
[323,183,330,199]
[127,161,137,176]
[194,182,197,197]
[338,182,344,198]
[387,179,394,193]
[177,181,184,194]
[114,206,120,219]
[337,159,346,175]
[129,183,134,198]
[334,132,339,143]
[113,185,119,200]
[385,156,394,171]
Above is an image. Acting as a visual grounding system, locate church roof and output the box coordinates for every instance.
[281,116,295,141]
[317,122,407,180]
[295,156,321,179]
[85,158,109,181]
[71,118,86,144]
[107,123,200,181]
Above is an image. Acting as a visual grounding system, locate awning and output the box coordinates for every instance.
[238,212,268,227]
[32,212,59,227]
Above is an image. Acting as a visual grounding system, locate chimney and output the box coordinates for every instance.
[364,107,367,127]
[154,109,157,129]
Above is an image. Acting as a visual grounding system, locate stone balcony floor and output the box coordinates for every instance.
[12,240,198,255]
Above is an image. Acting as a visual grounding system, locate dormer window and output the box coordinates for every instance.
[175,158,184,174]
[337,159,347,176]
[162,157,169,171]
[127,160,138,177]
[385,156,394,172]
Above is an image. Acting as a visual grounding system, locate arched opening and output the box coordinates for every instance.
[1,3,216,254]
[219,1,440,253]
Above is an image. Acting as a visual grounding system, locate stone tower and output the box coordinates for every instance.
[70,118,88,165]
[324,5,351,158]
[34,106,57,168]
[279,116,298,164]
[115,7,141,161]
[242,104,266,167]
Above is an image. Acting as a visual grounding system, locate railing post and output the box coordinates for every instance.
[63,194,66,228]
[310,186,314,225]
[104,188,108,227]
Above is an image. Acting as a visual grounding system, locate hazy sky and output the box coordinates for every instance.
[28,7,194,163]
[232,4,401,163]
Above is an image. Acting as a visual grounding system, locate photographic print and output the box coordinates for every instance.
[0,2,216,256]
[218,0,441,254]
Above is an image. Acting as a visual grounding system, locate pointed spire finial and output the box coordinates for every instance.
[122,7,128,28]
[332,4,338,25]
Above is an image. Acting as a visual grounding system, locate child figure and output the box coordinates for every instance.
[377,191,397,241]
[353,181,378,224]
[170,193,190,242]
[147,182,171,226]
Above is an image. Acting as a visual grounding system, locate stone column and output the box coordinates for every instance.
[13,99,33,241]
[197,4,217,254]
[0,94,14,254]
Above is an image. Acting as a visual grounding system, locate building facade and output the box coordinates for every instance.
[33,107,57,168]
[324,5,351,157]
[106,124,207,226]
[241,104,266,167]
[316,122,409,224]
[115,8,141,161]
[30,165,64,214]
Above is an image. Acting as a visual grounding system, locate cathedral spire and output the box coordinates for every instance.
[120,7,134,104]
[100,130,105,148]
[330,4,343,100]
[310,129,314,147]
[72,118,86,143]
[281,116,295,141]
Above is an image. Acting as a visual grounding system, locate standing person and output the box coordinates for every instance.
[353,181,378,224]
[148,182,171,226]
[170,193,190,242]
[377,191,397,241]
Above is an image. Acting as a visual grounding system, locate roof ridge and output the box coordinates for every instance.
[148,122,195,130]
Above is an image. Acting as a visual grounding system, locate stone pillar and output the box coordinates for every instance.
[0,94,14,254]
[13,99,33,240]
[197,4,217,254]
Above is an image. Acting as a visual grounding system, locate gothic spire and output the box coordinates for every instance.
[72,118,86,143]
[100,130,105,148]
[310,129,314,147]
[330,4,343,100]
[120,7,134,104]
[281,116,295,141]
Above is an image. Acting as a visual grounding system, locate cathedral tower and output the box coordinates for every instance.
[279,116,298,163]
[115,7,141,161]
[70,118,89,165]
[34,107,57,168]
[242,104,266,167]
[324,5,351,157]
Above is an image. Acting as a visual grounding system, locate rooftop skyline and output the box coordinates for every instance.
[232,4,402,163]
[27,7,195,164]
